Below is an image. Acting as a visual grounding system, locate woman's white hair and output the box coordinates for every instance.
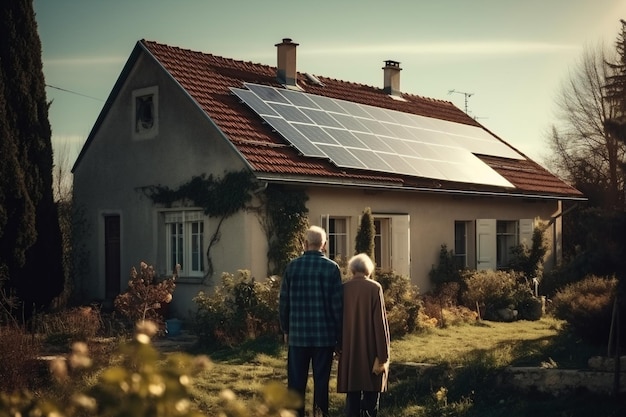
[348,253,375,276]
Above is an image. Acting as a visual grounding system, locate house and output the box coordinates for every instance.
[72,38,584,316]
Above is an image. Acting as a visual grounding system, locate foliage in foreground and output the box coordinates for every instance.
[0,321,301,417]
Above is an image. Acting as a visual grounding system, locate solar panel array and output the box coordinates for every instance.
[231,83,522,187]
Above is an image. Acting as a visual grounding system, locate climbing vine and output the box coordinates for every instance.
[142,170,257,279]
[261,185,309,276]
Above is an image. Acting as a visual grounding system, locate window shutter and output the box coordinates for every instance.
[390,214,410,278]
[476,219,496,270]
[518,219,534,248]
[320,214,329,232]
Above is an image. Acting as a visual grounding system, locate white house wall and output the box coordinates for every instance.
[305,186,560,292]
[72,51,258,314]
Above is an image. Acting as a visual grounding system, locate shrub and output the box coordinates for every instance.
[0,325,43,391]
[507,225,547,280]
[375,270,423,336]
[193,271,281,346]
[551,275,618,343]
[0,321,300,417]
[429,244,464,289]
[460,270,536,322]
[355,207,375,262]
[31,306,103,345]
[114,262,176,333]
[422,282,478,327]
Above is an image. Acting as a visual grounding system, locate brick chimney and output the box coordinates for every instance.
[276,38,299,87]
[383,60,402,96]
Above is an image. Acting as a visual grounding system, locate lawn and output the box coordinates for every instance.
[188,317,625,417]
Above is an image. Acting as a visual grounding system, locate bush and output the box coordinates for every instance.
[375,270,423,336]
[0,325,43,391]
[31,306,103,346]
[422,282,478,327]
[0,322,301,417]
[551,275,618,344]
[429,244,464,289]
[114,262,176,333]
[193,271,281,346]
[460,270,538,322]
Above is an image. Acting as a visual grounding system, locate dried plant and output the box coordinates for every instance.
[114,262,177,333]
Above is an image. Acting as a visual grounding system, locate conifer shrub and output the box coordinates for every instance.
[551,275,618,343]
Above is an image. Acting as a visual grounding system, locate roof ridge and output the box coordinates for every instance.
[141,39,456,106]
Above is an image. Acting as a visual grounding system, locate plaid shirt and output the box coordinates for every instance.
[279,250,343,347]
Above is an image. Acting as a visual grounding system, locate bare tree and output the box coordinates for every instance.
[546,43,626,208]
[604,20,626,177]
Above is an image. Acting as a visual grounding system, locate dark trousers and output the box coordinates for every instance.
[287,345,335,417]
[345,391,380,417]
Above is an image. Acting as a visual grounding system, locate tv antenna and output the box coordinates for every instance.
[448,89,473,115]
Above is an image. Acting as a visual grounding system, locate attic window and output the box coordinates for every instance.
[132,86,159,139]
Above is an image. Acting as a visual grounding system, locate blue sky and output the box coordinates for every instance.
[33,0,626,168]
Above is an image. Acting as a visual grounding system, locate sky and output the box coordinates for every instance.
[33,0,626,170]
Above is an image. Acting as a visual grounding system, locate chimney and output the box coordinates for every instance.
[383,60,402,96]
[276,38,299,87]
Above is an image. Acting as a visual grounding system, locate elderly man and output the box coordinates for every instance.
[279,225,343,417]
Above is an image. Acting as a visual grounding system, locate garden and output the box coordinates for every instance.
[1,236,625,416]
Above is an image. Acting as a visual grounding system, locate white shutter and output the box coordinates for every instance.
[476,219,496,270]
[518,219,534,248]
[390,215,410,278]
[320,214,329,232]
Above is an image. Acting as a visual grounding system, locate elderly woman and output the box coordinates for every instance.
[337,253,390,417]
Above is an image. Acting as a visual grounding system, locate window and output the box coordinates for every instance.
[496,220,518,268]
[327,217,348,262]
[454,221,468,268]
[132,86,159,139]
[164,211,204,277]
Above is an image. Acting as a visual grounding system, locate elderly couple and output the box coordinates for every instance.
[279,225,391,417]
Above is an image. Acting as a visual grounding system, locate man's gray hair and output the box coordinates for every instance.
[306,225,326,249]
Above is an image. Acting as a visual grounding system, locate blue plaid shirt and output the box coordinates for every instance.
[279,250,343,347]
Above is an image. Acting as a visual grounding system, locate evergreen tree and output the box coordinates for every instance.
[355,207,375,263]
[0,0,64,315]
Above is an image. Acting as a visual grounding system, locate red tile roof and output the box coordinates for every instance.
[141,39,583,199]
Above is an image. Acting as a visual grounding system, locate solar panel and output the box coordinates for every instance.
[231,83,523,187]
[262,116,326,157]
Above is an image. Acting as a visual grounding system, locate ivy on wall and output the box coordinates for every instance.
[142,170,257,279]
[261,185,309,276]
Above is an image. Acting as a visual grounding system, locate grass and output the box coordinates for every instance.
[188,317,624,417]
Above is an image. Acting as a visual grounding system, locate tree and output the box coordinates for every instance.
[604,19,626,176]
[355,207,375,262]
[546,41,626,209]
[0,0,64,315]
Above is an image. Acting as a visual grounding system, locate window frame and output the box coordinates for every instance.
[132,86,159,140]
[163,210,205,278]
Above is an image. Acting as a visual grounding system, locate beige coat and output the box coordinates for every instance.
[337,277,390,392]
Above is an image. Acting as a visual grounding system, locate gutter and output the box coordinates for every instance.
[254,174,588,202]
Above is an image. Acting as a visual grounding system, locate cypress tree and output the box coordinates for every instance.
[355,207,375,263]
[0,0,64,315]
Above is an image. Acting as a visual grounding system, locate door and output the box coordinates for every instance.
[104,215,121,299]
